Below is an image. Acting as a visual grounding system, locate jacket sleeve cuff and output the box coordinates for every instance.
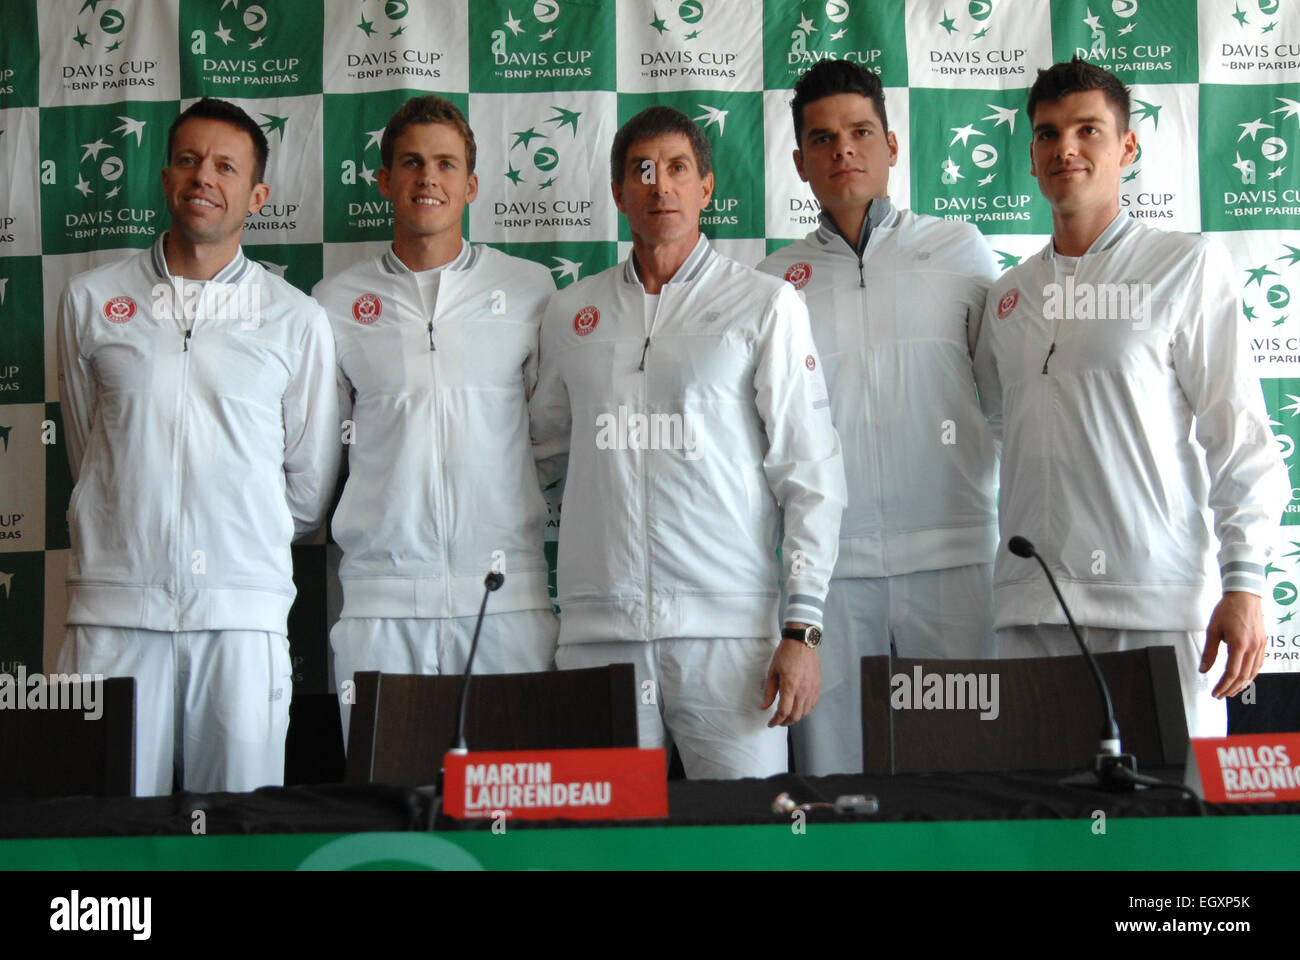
[783,592,826,631]
[1221,560,1267,597]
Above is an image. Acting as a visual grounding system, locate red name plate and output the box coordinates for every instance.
[443,747,668,821]
[1189,733,1300,803]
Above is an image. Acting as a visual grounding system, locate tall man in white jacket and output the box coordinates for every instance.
[758,61,1001,775]
[313,96,558,746]
[975,59,1289,737]
[531,107,846,779]
[57,98,340,795]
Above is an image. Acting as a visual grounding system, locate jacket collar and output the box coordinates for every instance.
[150,232,252,284]
[381,239,477,275]
[622,233,713,289]
[814,197,898,254]
[1042,210,1134,263]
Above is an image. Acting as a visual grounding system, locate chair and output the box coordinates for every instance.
[345,664,639,784]
[860,648,1187,774]
[0,675,134,798]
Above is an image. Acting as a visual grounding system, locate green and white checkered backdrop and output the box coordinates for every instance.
[4,0,1300,690]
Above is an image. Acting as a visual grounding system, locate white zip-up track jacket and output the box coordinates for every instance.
[758,206,1000,579]
[313,244,555,619]
[531,236,847,643]
[975,212,1289,630]
[57,236,340,634]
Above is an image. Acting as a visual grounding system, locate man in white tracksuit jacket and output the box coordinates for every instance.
[975,59,1289,737]
[312,97,558,747]
[57,99,340,795]
[758,59,1000,775]
[531,107,846,779]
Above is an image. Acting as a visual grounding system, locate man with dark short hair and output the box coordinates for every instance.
[530,106,846,779]
[976,58,1289,736]
[312,96,558,747]
[57,98,339,794]
[758,59,1000,775]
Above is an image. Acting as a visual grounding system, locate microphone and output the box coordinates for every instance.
[448,569,505,756]
[1008,535,1139,791]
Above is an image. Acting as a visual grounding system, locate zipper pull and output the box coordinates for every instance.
[183,329,192,352]
[858,256,865,288]
[638,336,650,371]
[428,320,436,351]
[1041,342,1056,374]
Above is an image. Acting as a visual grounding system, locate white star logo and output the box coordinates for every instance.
[1082,7,1102,32]
[949,123,984,147]
[693,105,728,136]
[105,185,120,198]
[80,138,111,161]
[1239,117,1274,141]
[942,157,964,181]
[504,9,524,35]
[981,104,1017,134]
[1270,166,1287,180]
[796,14,817,32]
[364,128,385,152]
[249,36,266,50]
[978,173,996,186]
[539,27,556,41]
[215,20,234,44]
[114,116,146,146]
[1118,22,1136,35]
[830,28,846,40]
[358,164,376,186]
[550,257,582,282]
[221,0,240,9]
[74,175,93,197]
[1271,97,1300,123]
[1282,394,1300,417]
[1233,152,1255,178]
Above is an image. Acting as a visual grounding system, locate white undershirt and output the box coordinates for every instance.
[415,268,443,321]
[644,292,660,331]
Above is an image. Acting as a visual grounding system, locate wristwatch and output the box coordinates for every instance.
[781,625,822,648]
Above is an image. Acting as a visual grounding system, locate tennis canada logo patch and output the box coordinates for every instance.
[103,296,136,323]
[352,294,382,325]
[573,305,599,336]
[805,354,816,370]
[997,289,1019,320]
[784,262,812,290]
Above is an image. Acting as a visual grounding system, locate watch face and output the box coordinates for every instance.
[807,627,822,647]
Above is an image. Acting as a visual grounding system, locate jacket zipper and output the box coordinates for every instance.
[424,275,451,611]
[1042,259,1065,564]
[1043,259,1066,375]
[173,284,194,628]
[641,294,656,633]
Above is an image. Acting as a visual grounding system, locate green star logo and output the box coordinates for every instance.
[546,106,582,136]
[258,114,288,141]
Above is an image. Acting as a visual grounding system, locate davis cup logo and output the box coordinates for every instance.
[997,288,1019,319]
[352,293,382,325]
[784,262,812,290]
[103,295,136,323]
[573,305,599,336]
